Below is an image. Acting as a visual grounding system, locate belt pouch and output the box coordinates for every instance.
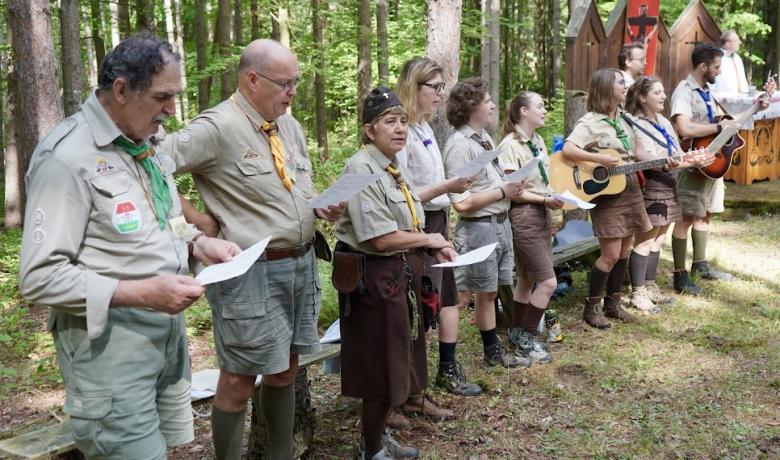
[332,251,365,294]
[313,230,333,262]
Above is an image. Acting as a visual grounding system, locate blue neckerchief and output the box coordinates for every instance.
[694,88,716,123]
[647,119,677,156]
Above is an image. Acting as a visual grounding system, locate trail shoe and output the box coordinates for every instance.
[630,287,661,315]
[356,445,394,460]
[673,270,703,295]
[645,283,674,304]
[583,297,610,329]
[386,407,411,429]
[691,260,735,281]
[400,394,454,421]
[508,327,553,364]
[483,342,531,368]
[382,429,417,459]
[435,361,482,396]
[603,294,637,323]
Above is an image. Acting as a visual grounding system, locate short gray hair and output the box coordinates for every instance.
[98,33,179,94]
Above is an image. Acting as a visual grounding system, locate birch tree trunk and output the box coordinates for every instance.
[357,0,372,125]
[426,0,462,149]
[376,0,389,86]
[163,0,186,122]
[173,0,189,120]
[118,0,131,38]
[83,1,98,90]
[312,0,329,161]
[108,0,121,48]
[60,0,84,116]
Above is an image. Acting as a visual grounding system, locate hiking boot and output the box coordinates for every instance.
[603,294,637,323]
[630,287,661,315]
[691,260,735,281]
[435,361,482,396]
[483,342,531,368]
[356,444,394,460]
[400,394,454,421]
[645,283,674,304]
[673,270,703,295]
[382,428,417,459]
[508,327,553,364]
[583,297,610,329]
[386,407,411,429]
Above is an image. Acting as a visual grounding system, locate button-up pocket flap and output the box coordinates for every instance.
[65,392,112,419]
[222,301,266,319]
[387,190,407,203]
[294,156,312,172]
[236,158,273,176]
[90,171,132,197]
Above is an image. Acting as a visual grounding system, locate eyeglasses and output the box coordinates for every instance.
[419,82,445,94]
[257,72,300,92]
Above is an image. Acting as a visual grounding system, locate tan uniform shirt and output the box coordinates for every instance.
[160,90,316,250]
[670,74,722,125]
[566,111,638,162]
[396,121,449,211]
[19,93,189,339]
[443,125,509,217]
[335,144,425,256]
[631,114,681,160]
[496,127,553,195]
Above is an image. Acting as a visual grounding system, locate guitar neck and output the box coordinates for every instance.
[607,154,682,176]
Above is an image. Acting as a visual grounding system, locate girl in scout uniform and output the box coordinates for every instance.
[562,68,653,329]
[333,87,457,460]
[496,91,563,364]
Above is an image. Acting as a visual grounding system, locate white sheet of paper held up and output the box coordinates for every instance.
[552,190,596,210]
[307,173,384,209]
[452,150,501,178]
[432,242,498,268]
[196,236,271,285]
[503,157,540,183]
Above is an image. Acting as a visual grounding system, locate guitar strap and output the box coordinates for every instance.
[621,114,669,150]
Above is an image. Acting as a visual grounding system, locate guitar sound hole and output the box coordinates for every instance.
[592,166,609,182]
[583,180,607,195]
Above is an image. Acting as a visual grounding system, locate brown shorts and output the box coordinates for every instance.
[643,170,681,227]
[590,173,652,238]
[422,209,459,308]
[509,203,555,282]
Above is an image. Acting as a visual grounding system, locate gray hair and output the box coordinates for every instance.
[98,33,179,94]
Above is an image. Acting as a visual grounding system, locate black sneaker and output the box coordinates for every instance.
[435,361,482,396]
[674,270,703,295]
[483,342,531,368]
[691,260,735,281]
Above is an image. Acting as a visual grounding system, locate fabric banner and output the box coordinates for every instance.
[625,0,660,75]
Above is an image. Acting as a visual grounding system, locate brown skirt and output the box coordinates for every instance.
[509,203,555,282]
[590,173,652,238]
[422,209,459,308]
[642,170,682,226]
[338,250,426,406]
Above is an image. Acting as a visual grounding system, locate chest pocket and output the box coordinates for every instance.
[235,156,276,202]
[293,155,315,199]
[89,169,149,238]
[386,189,418,231]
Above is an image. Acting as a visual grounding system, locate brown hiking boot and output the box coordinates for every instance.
[400,394,454,421]
[386,407,411,429]
[583,297,610,329]
[603,294,637,323]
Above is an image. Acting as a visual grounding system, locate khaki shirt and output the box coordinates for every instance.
[159,90,316,250]
[335,144,425,256]
[566,111,638,162]
[631,114,682,160]
[670,74,722,125]
[19,93,189,339]
[496,127,553,195]
[443,125,509,217]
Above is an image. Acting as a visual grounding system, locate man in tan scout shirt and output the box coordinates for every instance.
[19,35,239,459]
[160,39,344,460]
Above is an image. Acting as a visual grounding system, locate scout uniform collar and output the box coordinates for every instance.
[83,92,130,148]
[686,73,709,92]
[363,144,422,233]
[513,124,533,143]
[363,143,393,170]
[231,89,269,132]
[457,124,483,141]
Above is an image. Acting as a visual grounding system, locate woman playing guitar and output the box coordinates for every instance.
[562,68,653,329]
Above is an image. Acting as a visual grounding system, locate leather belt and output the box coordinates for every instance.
[460,211,508,224]
[263,239,314,260]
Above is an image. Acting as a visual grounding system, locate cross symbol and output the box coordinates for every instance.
[685,31,701,47]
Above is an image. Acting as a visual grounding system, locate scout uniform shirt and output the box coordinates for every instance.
[496,126,553,196]
[566,112,639,162]
[631,114,682,160]
[19,93,189,339]
[670,74,723,126]
[395,121,449,211]
[335,143,425,256]
[160,90,316,250]
[443,125,509,218]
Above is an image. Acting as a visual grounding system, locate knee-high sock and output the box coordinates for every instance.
[691,229,708,263]
[211,406,246,460]
[629,251,648,289]
[510,301,528,328]
[672,237,687,270]
[645,251,661,282]
[362,399,390,457]
[606,258,628,297]
[261,383,295,460]
[522,303,546,332]
[588,265,610,299]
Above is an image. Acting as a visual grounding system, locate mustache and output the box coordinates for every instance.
[153,114,168,123]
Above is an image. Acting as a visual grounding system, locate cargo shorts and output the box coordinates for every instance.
[453,217,514,293]
[676,168,716,218]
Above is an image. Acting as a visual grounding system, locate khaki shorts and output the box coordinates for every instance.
[707,177,725,213]
[53,308,193,460]
[675,168,716,218]
[206,248,322,376]
[453,217,514,292]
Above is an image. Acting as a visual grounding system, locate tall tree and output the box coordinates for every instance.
[233,0,244,45]
[136,0,154,32]
[118,0,131,37]
[480,0,499,137]
[90,0,106,70]
[173,0,189,119]
[195,0,211,111]
[357,0,372,125]
[164,0,189,122]
[6,0,65,227]
[108,0,121,48]
[312,0,328,161]
[426,0,462,148]
[250,0,261,40]
[214,0,234,99]
[82,1,99,89]
[547,0,561,99]
[376,0,389,85]
[272,5,290,47]
[60,0,84,116]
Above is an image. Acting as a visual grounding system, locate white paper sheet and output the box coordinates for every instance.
[319,319,341,344]
[307,173,384,209]
[552,190,596,210]
[432,242,498,268]
[503,157,540,183]
[195,236,271,285]
[452,150,501,178]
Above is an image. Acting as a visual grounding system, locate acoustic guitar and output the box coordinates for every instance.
[682,79,775,179]
[549,148,708,210]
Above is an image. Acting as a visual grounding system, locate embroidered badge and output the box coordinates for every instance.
[361,200,372,212]
[168,215,189,239]
[32,208,45,226]
[112,200,142,234]
[177,131,191,143]
[31,228,46,244]
[242,148,259,160]
[95,157,115,174]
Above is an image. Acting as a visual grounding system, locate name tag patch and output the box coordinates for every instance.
[112,200,142,234]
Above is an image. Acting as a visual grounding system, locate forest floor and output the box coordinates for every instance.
[0,183,779,459]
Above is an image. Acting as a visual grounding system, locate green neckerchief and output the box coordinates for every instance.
[601,114,632,153]
[524,139,549,185]
[114,136,172,230]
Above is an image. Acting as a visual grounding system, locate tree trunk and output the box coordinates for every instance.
[250,0,261,40]
[356,0,372,126]
[60,0,84,116]
[312,0,328,162]
[118,0,131,37]
[164,0,187,122]
[376,0,389,86]
[83,2,98,90]
[480,0,499,139]
[548,0,561,100]
[108,0,121,48]
[5,68,20,228]
[214,0,234,100]
[277,6,290,47]
[90,0,106,71]
[136,0,154,32]
[6,0,65,228]
[233,0,244,45]
[0,25,5,154]
[195,0,211,111]
[173,0,190,120]
[426,0,462,149]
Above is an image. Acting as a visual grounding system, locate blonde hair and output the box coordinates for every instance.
[396,57,443,125]
[361,105,407,145]
[587,68,622,115]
